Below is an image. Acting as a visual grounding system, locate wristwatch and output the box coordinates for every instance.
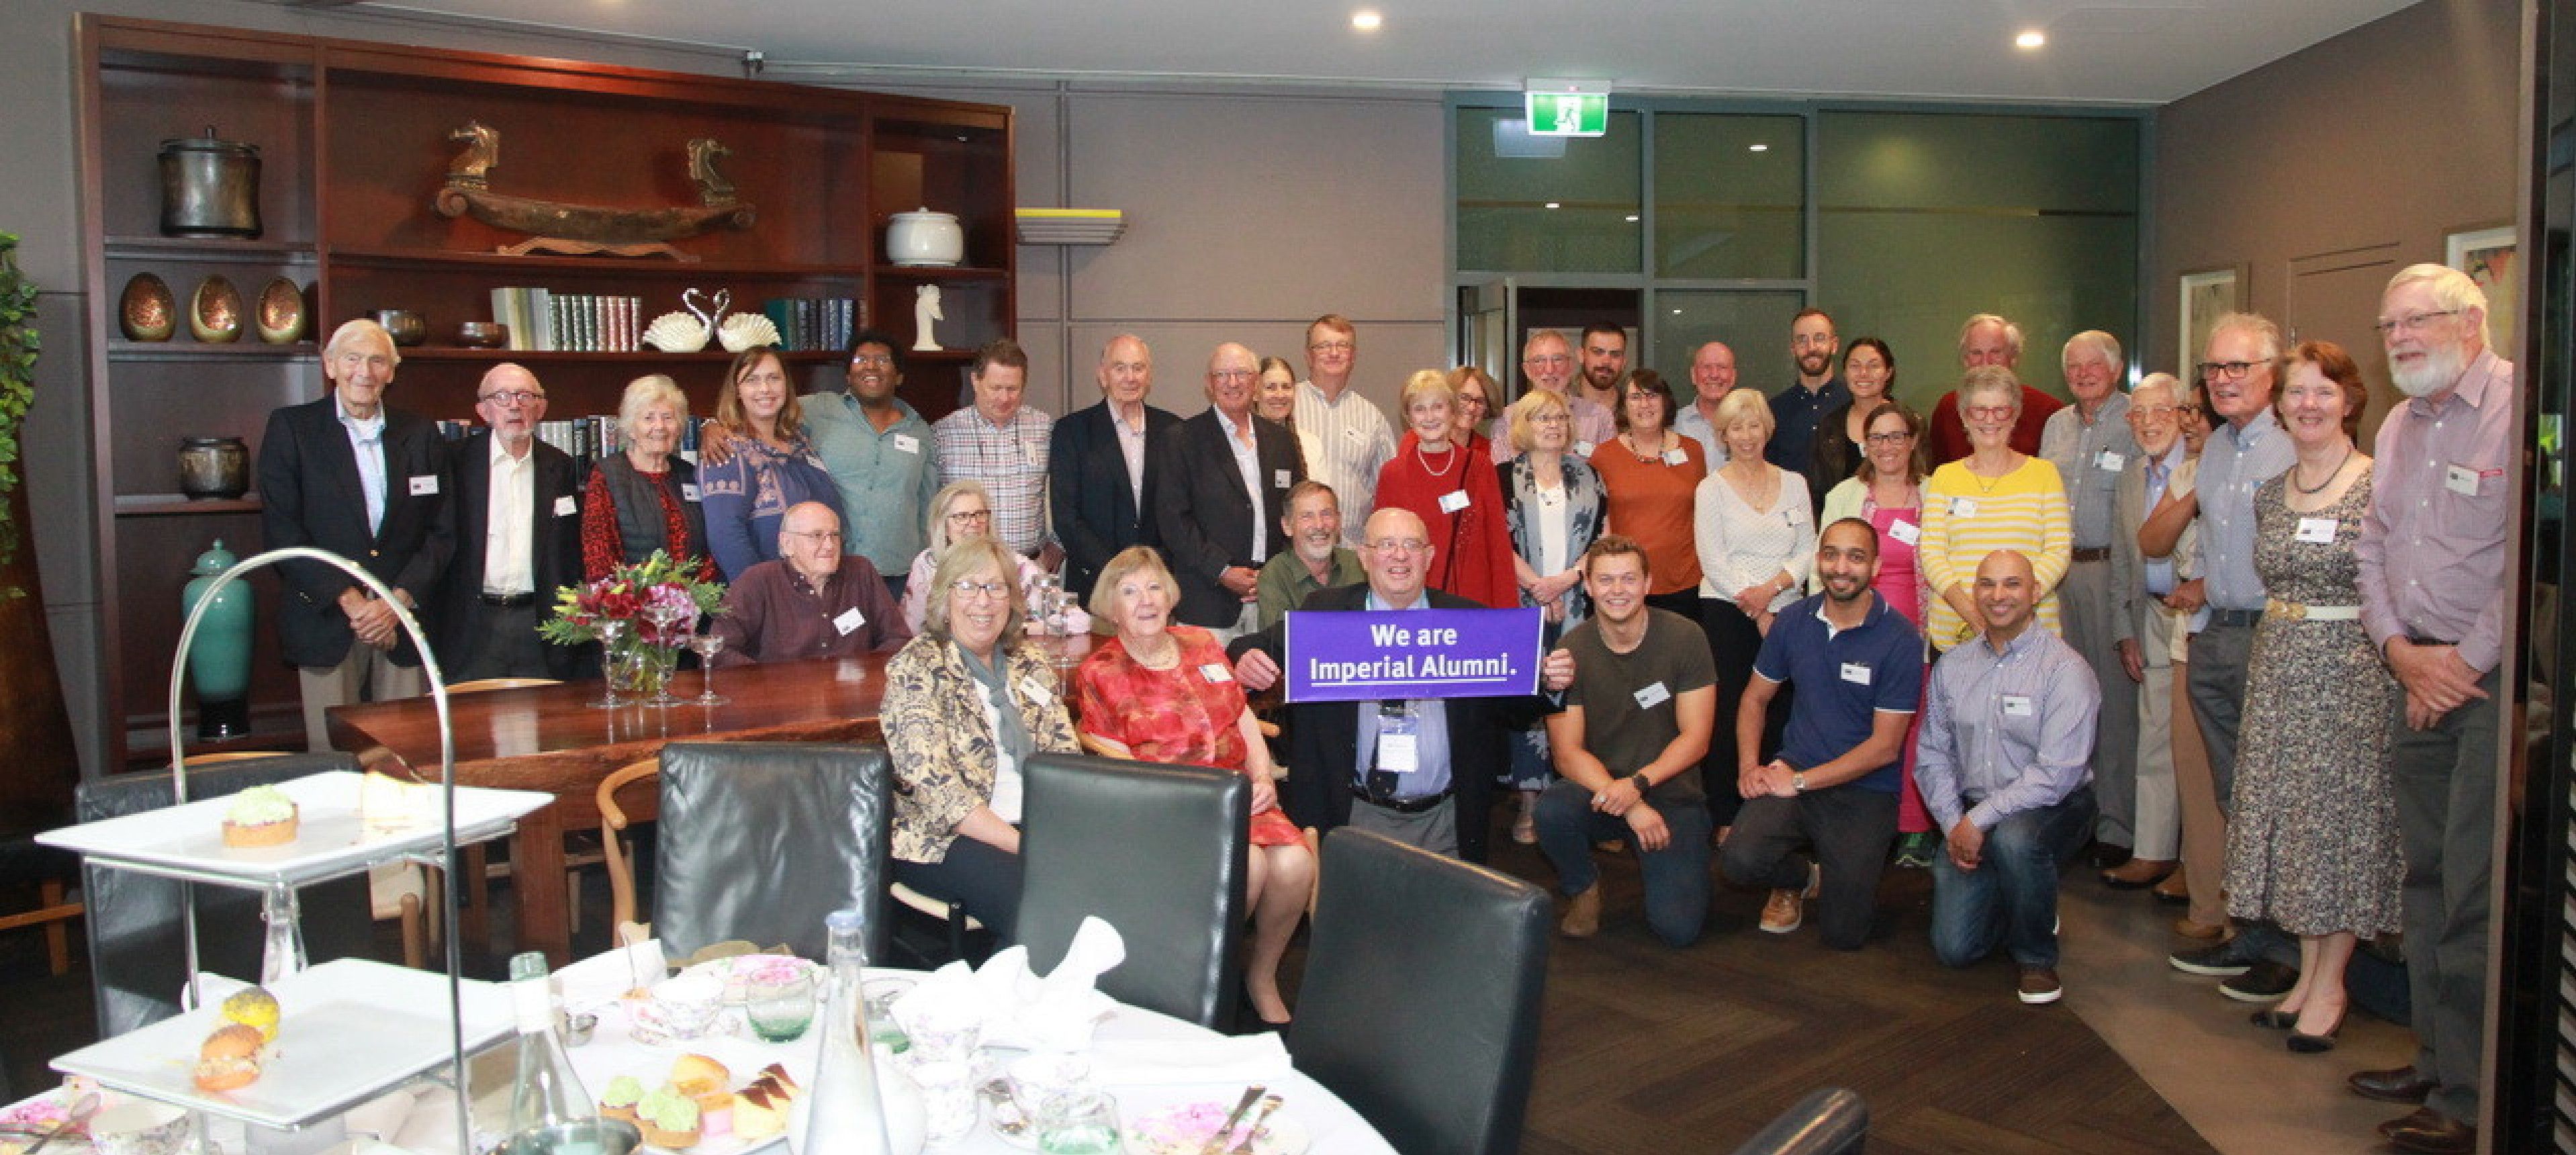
[1630,774,1653,794]
[1792,770,1808,794]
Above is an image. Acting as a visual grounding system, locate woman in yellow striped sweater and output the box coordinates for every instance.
[1919,365,2073,651]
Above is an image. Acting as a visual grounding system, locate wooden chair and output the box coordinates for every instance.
[0,848,79,976]
[598,757,661,934]
[432,678,612,940]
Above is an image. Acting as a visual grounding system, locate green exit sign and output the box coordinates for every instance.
[1524,90,1608,137]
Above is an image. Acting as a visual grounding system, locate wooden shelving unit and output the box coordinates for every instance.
[75,15,1015,767]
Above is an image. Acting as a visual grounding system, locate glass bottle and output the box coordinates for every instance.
[506,950,594,1135]
[798,909,893,1154]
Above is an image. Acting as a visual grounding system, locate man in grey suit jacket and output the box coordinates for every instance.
[1150,342,1306,637]
[2107,373,2197,892]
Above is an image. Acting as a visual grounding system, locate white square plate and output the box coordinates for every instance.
[38,770,550,887]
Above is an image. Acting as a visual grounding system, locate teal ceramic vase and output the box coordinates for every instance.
[182,538,253,739]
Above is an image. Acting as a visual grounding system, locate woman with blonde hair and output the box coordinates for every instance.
[1496,387,1606,841]
[902,479,1089,633]
[1371,369,1518,607]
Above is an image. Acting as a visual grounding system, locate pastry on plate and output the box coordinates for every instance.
[635,1086,701,1149]
[193,1023,265,1092]
[598,1074,645,1123]
[670,1053,732,1113]
[221,785,299,847]
[222,985,281,1043]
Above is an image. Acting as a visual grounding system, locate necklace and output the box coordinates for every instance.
[1627,430,1671,461]
[2291,446,2352,495]
[1414,439,1457,478]
[1966,453,2017,495]
[1128,634,1181,669]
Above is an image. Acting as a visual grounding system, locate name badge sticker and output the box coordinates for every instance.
[553,494,578,517]
[680,483,702,502]
[1377,710,1420,773]
[1632,681,1672,709]
[2001,694,2035,717]
[1275,469,1293,489]
[1661,448,1689,466]
[2097,450,2125,471]
[408,475,439,496]
[1887,520,1922,546]
[1199,663,1234,684]
[1574,441,1597,457]
[1438,490,1471,514]
[2294,516,2338,544]
[1949,497,1978,518]
[892,434,921,455]
[832,608,865,636]
[2445,463,2482,496]
[1840,662,1872,685]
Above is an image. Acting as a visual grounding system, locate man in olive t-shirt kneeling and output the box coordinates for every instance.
[1535,535,1719,947]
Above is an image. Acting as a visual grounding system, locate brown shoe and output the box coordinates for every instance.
[2172,917,2227,940]
[1560,885,1602,938]
[2349,1064,2437,1104]
[2017,966,2063,1005]
[2151,872,2190,905]
[2378,1107,2474,1154]
[1759,888,1804,934]
[2102,858,2176,889]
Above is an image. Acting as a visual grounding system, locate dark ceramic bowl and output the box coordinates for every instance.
[456,321,510,349]
[369,308,427,346]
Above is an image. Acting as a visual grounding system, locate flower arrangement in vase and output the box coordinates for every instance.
[537,550,724,706]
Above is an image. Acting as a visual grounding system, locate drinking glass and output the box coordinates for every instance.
[643,604,692,705]
[689,627,728,706]
[745,972,815,1042]
[1031,574,1063,636]
[586,618,629,708]
[907,1058,978,1148]
[1035,1092,1119,1155]
[898,999,982,1065]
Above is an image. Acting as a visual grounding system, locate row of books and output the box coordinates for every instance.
[761,297,862,352]
[486,289,649,353]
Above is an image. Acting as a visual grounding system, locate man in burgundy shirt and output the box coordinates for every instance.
[2346,264,2515,1155]
[1927,314,2064,463]
[709,502,911,665]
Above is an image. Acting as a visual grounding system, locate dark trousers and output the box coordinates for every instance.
[2391,674,2500,1125]
[453,603,552,682]
[892,834,1021,945]
[1700,596,1790,829]
[1929,785,2095,969]
[1720,786,1899,950]
[1532,778,1713,948]
[2185,620,2256,809]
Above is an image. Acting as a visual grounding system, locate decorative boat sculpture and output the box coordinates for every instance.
[433,122,756,258]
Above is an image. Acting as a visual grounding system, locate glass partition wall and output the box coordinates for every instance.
[1451,98,2144,414]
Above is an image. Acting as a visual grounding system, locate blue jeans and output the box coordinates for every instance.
[1929,786,2095,969]
[1533,778,1713,947]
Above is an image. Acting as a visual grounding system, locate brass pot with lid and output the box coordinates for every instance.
[159,127,262,238]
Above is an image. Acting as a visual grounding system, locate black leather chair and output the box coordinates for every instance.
[1288,829,1549,1155]
[652,741,890,964]
[77,754,377,1037]
[1016,752,1246,1031]
[1728,1089,1868,1155]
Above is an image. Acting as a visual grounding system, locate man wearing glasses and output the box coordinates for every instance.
[2040,331,2142,875]
[799,330,941,599]
[1289,314,1395,547]
[2164,313,2300,999]
[432,362,584,682]
[1927,314,2065,462]
[1500,329,1614,459]
[2109,374,2201,903]
[1765,308,1849,485]
[1156,343,1306,639]
[259,318,451,749]
[708,502,910,665]
[2348,264,2514,1155]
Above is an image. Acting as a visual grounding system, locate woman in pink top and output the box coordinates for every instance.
[1815,401,1938,866]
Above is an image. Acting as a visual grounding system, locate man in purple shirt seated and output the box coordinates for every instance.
[1917,549,2099,1005]
[708,502,911,666]
[2345,264,2515,1155]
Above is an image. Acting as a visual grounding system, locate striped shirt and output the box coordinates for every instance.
[934,405,1054,556]
[1919,455,2072,650]
[1293,381,1396,546]
[1917,622,2099,831]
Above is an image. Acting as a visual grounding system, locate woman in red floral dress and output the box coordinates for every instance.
[1072,546,1313,1026]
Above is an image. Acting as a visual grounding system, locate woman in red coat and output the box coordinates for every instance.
[1373,369,1518,608]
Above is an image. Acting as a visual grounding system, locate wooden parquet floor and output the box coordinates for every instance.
[0,831,2215,1154]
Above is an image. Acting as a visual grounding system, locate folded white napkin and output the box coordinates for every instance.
[1087,1033,1291,1087]
[897,916,1123,1050]
[553,938,666,1009]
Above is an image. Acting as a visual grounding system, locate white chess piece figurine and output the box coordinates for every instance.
[912,285,945,353]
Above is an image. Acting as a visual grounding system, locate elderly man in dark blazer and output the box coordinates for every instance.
[433,362,586,682]
[259,318,451,749]
[1050,334,1179,600]
[1151,342,1305,638]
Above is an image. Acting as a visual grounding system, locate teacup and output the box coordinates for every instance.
[90,1101,190,1155]
[649,974,725,1040]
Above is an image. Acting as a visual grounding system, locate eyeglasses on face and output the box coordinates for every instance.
[2373,310,2461,336]
[1964,405,2015,420]
[950,578,1010,599]
[1865,430,1913,445]
[2129,404,2180,420]
[477,389,543,406]
[946,509,993,523]
[849,353,895,367]
[782,529,843,543]
[1366,539,1430,555]
[2197,360,2265,381]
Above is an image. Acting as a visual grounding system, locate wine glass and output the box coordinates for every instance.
[1031,573,1064,637]
[587,618,629,708]
[643,602,692,705]
[690,625,728,706]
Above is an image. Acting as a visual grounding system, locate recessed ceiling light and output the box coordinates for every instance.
[1747,143,1769,153]
[2015,30,2046,49]
[1624,214,1640,222]
[1351,9,1383,31]
[1671,309,1683,315]
[1545,201,1561,210]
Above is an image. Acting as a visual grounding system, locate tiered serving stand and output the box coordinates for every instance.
[36,547,545,1152]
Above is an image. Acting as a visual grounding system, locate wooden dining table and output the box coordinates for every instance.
[326,635,1092,964]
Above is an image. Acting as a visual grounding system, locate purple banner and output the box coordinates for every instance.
[1282,607,1544,703]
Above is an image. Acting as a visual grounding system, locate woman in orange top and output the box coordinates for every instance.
[1588,369,1708,618]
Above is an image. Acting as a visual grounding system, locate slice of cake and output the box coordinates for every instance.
[220,785,299,848]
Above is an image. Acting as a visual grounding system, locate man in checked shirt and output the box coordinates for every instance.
[1917,549,2100,1006]
[2345,263,2515,1155]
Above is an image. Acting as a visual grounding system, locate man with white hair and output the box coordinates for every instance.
[2039,331,2142,873]
[2345,263,2514,1155]
[2107,373,2195,893]
[1928,314,2064,461]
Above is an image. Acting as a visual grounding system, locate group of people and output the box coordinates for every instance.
[259,263,2509,1152]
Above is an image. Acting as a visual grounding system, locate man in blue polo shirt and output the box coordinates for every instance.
[1720,518,1925,950]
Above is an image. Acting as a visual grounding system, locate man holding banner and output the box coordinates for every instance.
[1535,535,1720,948]
[1230,508,1569,862]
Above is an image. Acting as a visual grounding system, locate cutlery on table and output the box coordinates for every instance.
[1198,1084,1266,1155]
[1226,1093,1285,1155]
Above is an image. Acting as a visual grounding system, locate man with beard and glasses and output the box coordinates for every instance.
[1500,328,1616,460]
[2345,263,2515,1155]
[1765,308,1849,495]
